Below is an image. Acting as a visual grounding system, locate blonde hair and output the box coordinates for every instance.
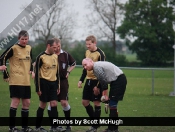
[85,35,97,43]
[53,37,61,44]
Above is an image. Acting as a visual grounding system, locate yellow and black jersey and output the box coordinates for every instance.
[79,48,106,82]
[0,44,32,86]
[34,52,59,92]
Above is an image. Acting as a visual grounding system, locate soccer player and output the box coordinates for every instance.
[82,58,127,132]
[34,39,59,132]
[0,30,34,132]
[77,35,106,132]
[47,38,76,132]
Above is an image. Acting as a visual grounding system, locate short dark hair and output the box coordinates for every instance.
[46,39,55,46]
[18,30,29,39]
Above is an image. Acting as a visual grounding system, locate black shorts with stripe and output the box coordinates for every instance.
[109,74,127,101]
[57,79,69,101]
[39,78,58,102]
[9,85,31,99]
[82,79,102,102]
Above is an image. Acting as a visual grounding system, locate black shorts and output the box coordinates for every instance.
[9,85,31,99]
[82,79,102,102]
[109,74,127,101]
[57,79,69,101]
[39,78,58,102]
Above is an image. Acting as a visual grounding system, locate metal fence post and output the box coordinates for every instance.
[152,69,154,95]
[169,44,175,96]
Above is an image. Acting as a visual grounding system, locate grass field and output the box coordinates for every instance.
[0,67,175,132]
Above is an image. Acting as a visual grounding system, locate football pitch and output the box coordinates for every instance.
[0,67,175,132]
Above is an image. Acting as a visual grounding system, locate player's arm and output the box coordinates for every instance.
[67,53,76,75]
[94,66,108,91]
[30,49,33,72]
[98,49,106,61]
[56,62,60,94]
[78,53,86,88]
[0,65,6,71]
[78,68,87,88]
[0,47,13,79]
[95,49,107,91]
[79,68,87,83]
[34,55,43,92]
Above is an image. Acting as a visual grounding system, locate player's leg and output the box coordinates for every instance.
[86,80,101,132]
[93,83,102,119]
[35,79,48,131]
[82,79,94,118]
[60,99,71,132]
[21,86,34,132]
[49,81,60,132]
[59,79,71,131]
[9,97,21,132]
[88,81,102,132]
[9,86,21,132]
[103,74,127,132]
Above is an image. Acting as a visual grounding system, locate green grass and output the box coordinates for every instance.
[0,67,175,132]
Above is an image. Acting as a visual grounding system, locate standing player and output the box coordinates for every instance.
[47,38,76,132]
[82,58,127,132]
[34,39,59,132]
[77,35,106,132]
[0,30,34,132]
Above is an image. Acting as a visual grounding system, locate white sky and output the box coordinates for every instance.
[0,0,127,41]
[0,0,90,41]
[0,0,32,33]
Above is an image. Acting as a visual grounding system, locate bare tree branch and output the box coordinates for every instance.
[24,0,77,43]
[86,0,124,53]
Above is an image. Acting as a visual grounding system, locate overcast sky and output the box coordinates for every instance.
[0,0,127,41]
[0,0,90,41]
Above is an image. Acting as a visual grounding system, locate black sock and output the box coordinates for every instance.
[9,107,17,129]
[47,109,52,117]
[85,104,94,118]
[50,107,58,117]
[21,108,29,129]
[63,109,70,118]
[63,108,71,127]
[36,107,44,128]
[108,108,118,131]
[50,107,58,128]
[94,106,101,118]
[93,106,101,129]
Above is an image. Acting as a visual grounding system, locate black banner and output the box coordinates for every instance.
[0,117,174,126]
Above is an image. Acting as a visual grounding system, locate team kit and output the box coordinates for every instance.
[0,30,127,132]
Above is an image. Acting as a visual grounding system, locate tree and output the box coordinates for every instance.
[99,43,128,66]
[25,0,77,43]
[32,43,46,62]
[69,42,86,65]
[117,0,175,66]
[86,0,124,55]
